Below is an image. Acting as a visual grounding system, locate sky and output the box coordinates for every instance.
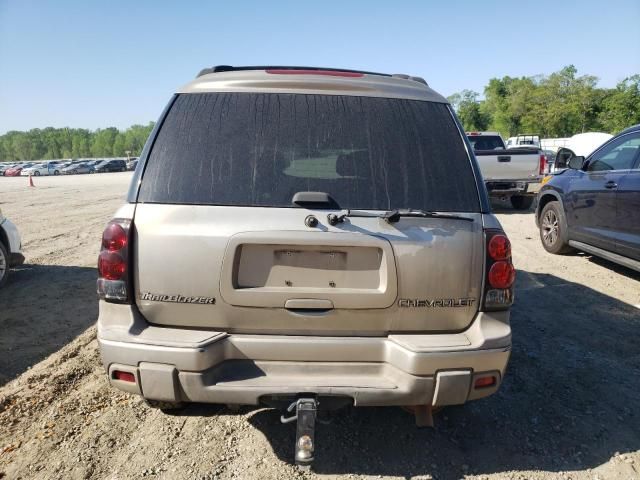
[0,0,639,134]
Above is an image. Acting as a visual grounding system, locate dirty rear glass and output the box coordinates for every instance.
[139,93,480,212]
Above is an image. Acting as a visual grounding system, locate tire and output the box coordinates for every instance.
[34,171,40,176]
[0,241,9,288]
[53,170,60,175]
[144,399,185,412]
[510,195,534,210]
[539,201,573,254]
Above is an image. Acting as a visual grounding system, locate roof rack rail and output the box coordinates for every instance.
[196,65,391,78]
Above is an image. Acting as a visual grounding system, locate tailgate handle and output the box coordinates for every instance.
[285,299,334,311]
[497,156,511,163]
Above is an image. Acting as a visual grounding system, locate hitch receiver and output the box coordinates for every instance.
[281,398,318,466]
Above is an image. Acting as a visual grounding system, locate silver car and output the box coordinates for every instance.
[97,66,514,465]
[0,208,25,287]
[61,162,94,174]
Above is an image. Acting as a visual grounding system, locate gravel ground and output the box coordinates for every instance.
[0,172,638,480]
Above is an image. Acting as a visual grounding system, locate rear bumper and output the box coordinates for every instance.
[98,303,511,407]
[485,179,541,196]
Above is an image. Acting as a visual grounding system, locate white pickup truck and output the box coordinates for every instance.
[467,132,545,210]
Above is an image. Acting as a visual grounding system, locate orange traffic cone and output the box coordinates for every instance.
[29,174,35,187]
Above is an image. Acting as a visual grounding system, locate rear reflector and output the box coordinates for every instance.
[474,376,496,389]
[113,371,135,383]
[265,69,364,77]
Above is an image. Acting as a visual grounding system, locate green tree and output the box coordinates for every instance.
[599,75,640,133]
[448,90,490,131]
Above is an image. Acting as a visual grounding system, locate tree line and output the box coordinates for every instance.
[0,123,155,162]
[447,65,640,139]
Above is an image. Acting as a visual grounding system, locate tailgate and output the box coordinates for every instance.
[475,149,540,180]
[133,204,484,335]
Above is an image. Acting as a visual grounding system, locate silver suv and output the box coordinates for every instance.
[97,66,514,465]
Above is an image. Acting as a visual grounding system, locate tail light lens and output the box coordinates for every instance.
[488,262,516,289]
[97,219,131,303]
[488,234,511,261]
[482,230,515,311]
[98,251,126,280]
[102,223,128,251]
[539,154,546,175]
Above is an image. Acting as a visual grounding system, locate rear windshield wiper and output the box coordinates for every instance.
[327,209,474,225]
[382,209,474,223]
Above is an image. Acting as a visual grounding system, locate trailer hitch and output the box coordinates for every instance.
[281,398,318,467]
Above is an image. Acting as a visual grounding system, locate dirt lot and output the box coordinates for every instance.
[1,172,639,480]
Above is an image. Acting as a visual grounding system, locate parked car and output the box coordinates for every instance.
[0,208,25,287]
[61,162,94,175]
[467,131,545,210]
[4,163,34,177]
[97,65,514,466]
[94,159,127,173]
[536,124,640,271]
[21,161,63,176]
[0,163,17,175]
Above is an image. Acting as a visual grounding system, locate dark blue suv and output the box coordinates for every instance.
[536,124,640,272]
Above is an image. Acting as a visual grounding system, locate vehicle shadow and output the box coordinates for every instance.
[490,197,537,214]
[0,264,97,385]
[244,270,640,478]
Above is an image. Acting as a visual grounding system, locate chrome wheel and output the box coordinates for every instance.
[541,209,559,246]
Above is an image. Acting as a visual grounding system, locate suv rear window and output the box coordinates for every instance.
[139,93,480,212]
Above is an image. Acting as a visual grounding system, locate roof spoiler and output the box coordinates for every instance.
[195,65,428,85]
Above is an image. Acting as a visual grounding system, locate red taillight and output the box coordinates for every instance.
[98,251,126,280]
[539,154,546,175]
[97,219,131,303]
[113,370,135,383]
[102,223,128,251]
[488,261,516,289]
[474,375,496,389]
[483,230,515,310]
[265,69,364,77]
[488,234,511,261]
